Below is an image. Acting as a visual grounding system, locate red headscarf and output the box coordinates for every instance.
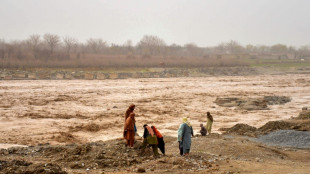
[151,126,163,138]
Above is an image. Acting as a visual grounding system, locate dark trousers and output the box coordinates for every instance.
[179,141,183,156]
[157,137,165,155]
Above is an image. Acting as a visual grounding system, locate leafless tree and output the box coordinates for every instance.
[27,35,41,49]
[184,43,201,56]
[43,33,60,54]
[167,43,182,57]
[225,40,244,54]
[137,35,166,56]
[63,37,78,55]
[86,38,107,54]
[2,32,310,69]
[26,34,41,59]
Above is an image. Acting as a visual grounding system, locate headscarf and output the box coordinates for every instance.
[182,117,191,127]
[207,112,213,122]
[129,104,135,110]
[125,104,135,121]
[151,126,163,138]
[144,124,155,137]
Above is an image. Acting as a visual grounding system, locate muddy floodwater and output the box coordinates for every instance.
[0,74,309,148]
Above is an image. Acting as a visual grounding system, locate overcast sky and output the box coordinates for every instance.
[1,0,309,47]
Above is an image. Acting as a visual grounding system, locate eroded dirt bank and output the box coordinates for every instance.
[0,74,310,147]
[0,134,309,173]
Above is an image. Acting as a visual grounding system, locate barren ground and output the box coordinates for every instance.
[0,134,309,174]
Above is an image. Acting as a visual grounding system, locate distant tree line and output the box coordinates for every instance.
[0,34,309,68]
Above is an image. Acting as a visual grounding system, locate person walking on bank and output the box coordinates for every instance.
[124,104,137,136]
[124,113,135,148]
[125,104,135,121]
[178,117,194,156]
[151,125,165,155]
[206,112,214,135]
[141,124,160,157]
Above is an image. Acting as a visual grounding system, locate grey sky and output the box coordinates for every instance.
[1,0,309,47]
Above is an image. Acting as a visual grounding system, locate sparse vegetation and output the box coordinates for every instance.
[0,35,309,69]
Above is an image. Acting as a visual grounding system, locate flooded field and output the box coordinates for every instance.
[0,74,309,147]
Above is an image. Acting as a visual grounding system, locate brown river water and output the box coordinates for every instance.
[0,74,309,148]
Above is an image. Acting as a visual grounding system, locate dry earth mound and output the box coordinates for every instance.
[222,110,310,149]
[219,123,257,137]
[1,134,310,173]
[296,110,310,120]
[0,160,67,174]
[223,120,310,137]
[0,140,148,173]
[257,121,295,134]
[0,137,219,173]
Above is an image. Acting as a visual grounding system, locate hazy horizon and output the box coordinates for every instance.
[1,0,310,47]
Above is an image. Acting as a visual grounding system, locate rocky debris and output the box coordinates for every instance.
[135,154,216,173]
[0,159,32,170]
[1,132,309,173]
[214,96,291,110]
[0,137,220,173]
[0,139,154,173]
[0,159,67,174]
[256,130,310,148]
